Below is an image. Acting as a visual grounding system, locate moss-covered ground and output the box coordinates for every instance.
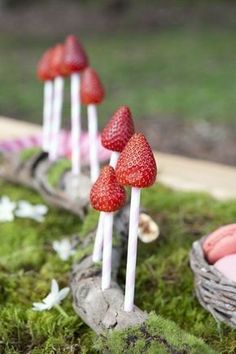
[0,180,236,353]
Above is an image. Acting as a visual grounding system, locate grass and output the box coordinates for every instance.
[0,27,236,127]
[0,180,236,352]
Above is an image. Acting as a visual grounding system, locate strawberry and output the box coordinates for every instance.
[80,67,105,105]
[50,44,68,78]
[90,166,126,212]
[115,133,157,188]
[101,106,135,152]
[63,35,88,74]
[37,48,53,81]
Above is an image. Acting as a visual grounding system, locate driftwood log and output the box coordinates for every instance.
[190,237,236,328]
[71,206,148,334]
[0,149,217,353]
[0,150,90,218]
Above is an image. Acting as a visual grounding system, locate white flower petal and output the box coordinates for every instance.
[32,302,49,311]
[35,205,48,214]
[0,196,16,222]
[15,200,48,222]
[52,239,75,261]
[32,279,69,312]
[51,279,59,295]
[58,287,70,301]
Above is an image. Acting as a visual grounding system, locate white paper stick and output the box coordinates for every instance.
[42,80,53,152]
[71,73,81,175]
[49,76,64,161]
[92,151,120,263]
[109,151,120,168]
[124,187,141,312]
[88,104,99,182]
[102,211,114,290]
[92,211,105,262]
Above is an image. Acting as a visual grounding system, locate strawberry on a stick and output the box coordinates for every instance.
[63,35,88,175]
[49,43,68,161]
[93,106,134,262]
[81,67,105,182]
[116,133,157,311]
[37,48,54,152]
[90,166,126,290]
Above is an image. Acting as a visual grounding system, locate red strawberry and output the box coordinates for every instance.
[50,44,68,78]
[101,106,135,152]
[37,48,53,81]
[115,133,157,188]
[63,35,88,74]
[80,67,105,105]
[90,166,126,212]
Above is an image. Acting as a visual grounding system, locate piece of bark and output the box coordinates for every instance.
[71,206,148,334]
[0,150,48,189]
[0,150,90,218]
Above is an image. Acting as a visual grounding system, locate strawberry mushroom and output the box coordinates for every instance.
[101,105,135,168]
[92,106,135,263]
[36,48,54,152]
[115,133,157,312]
[90,166,126,290]
[63,35,88,175]
[81,67,105,182]
[49,43,68,161]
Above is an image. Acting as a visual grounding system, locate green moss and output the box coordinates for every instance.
[0,180,236,353]
[0,180,95,353]
[47,158,71,188]
[97,313,217,353]
[80,209,99,237]
[19,147,41,162]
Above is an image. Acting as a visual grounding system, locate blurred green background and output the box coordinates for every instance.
[0,0,235,163]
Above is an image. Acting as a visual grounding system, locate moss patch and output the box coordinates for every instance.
[47,158,71,188]
[0,181,236,353]
[19,147,41,163]
[0,180,96,353]
[97,312,217,354]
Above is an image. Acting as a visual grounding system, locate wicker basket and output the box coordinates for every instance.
[190,236,236,328]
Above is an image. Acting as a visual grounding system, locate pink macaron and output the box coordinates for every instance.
[203,224,236,264]
[214,254,236,283]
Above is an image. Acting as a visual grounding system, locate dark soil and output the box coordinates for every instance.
[137,118,236,166]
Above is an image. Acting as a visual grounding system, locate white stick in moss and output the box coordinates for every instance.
[36,48,53,152]
[115,133,157,311]
[48,44,66,161]
[42,80,53,151]
[92,151,119,263]
[80,67,105,182]
[90,166,126,289]
[92,106,134,263]
[49,76,64,161]
[63,35,88,175]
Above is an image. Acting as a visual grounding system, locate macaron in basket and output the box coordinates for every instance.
[190,224,236,328]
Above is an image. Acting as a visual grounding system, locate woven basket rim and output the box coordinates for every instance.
[191,235,236,287]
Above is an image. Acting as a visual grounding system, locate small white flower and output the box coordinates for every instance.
[15,200,48,222]
[0,196,16,222]
[52,239,76,261]
[32,279,70,311]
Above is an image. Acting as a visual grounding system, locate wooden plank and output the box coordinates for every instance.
[0,117,235,200]
[0,116,40,139]
[156,152,236,200]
